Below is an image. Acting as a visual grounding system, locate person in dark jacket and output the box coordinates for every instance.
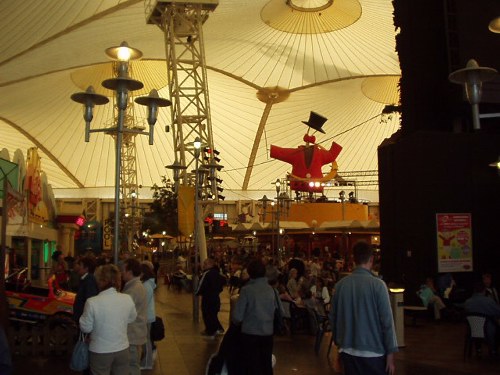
[73,256,99,324]
[196,258,226,338]
[72,256,99,375]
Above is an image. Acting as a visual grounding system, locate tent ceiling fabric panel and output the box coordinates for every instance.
[0,0,400,200]
[261,0,362,34]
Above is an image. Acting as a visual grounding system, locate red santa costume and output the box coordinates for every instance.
[270,112,342,193]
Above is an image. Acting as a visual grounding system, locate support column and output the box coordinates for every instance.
[58,223,79,257]
[26,240,32,281]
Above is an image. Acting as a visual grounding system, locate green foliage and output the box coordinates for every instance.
[142,176,178,236]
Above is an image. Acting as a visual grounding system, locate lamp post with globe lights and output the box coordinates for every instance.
[71,42,171,264]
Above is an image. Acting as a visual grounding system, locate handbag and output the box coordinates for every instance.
[69,332,89,371]
[150,316,165,342]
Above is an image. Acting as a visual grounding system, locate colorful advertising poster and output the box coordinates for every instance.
[436,213,472,272]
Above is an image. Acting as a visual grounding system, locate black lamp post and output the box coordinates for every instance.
[259,179,292,262]
[71,42,171,265]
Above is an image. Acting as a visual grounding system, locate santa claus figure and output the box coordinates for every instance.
[270,112,342,193]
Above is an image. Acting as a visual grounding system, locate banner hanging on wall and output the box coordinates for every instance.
[436,213,473,272]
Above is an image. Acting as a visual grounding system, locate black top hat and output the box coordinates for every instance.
[302,111,327,134]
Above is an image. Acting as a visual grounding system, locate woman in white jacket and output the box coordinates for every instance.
[80,264,137,375]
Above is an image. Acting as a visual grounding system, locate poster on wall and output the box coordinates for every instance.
[103,218,112,251]
[436,213,473,272]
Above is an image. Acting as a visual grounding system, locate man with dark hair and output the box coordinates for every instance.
[233,258,281,375]
[482,273,499,304]
[288,252,306,279]
[228,255,246,293]
[196,258,226,339]
[330,241,398,375]
[73,257,99,325]
[122,258,147,375]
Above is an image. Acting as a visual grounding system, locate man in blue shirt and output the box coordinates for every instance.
[233,259,280,375]
[330,241,398,375]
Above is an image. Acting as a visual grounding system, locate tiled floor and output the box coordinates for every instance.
[11,282,500,374]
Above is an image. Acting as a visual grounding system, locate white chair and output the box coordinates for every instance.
[464,314,487,359]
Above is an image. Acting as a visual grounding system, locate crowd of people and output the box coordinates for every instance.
[195,245,500,372]
[51,251,158,375]
[206,243,399,375]
[201,250,342,374]
[42,243,500,375]
[415,271,500,357]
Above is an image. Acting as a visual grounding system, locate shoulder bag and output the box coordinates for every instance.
[69,332,89,371]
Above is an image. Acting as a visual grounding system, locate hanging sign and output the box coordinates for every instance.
[436,213,472,272]
[103,218,112,251]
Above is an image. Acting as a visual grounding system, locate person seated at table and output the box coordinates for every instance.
[306,257,320,279]
[289,289,312,332]
[303,289,327,318]
[464,281,500,356]
[482,272,499,304]
[310,277,331,305]
[299,269,313,295]
[287,268,301,299]
[277,282,293,301]
[418,277,446,320]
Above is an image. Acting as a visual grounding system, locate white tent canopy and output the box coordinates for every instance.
[0,0,400,202]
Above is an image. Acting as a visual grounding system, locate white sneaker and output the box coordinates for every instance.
[152,349,157,361]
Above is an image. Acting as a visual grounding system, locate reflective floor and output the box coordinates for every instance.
[11,282,500,375]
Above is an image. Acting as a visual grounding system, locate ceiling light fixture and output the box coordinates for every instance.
[488,17,500,33]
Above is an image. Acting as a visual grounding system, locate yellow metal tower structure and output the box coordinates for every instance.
[145,0,219,186]
[145,0,221,322]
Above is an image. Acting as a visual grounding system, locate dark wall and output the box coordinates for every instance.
[380,0,500,301]
[379,132,500,301]
[393,0,500,134]
[453,0,500,74]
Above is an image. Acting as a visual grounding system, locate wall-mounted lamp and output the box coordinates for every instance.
[489,157,500,170]
[448,59,498,130]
